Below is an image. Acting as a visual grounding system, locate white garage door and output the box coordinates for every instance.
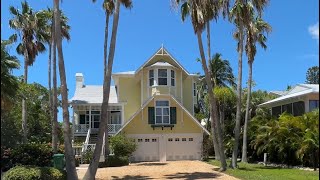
[131,137,160,162]
[166,134,202,161]
[129,133,202,162]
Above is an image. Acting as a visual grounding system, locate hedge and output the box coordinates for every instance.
[3,166,66,180]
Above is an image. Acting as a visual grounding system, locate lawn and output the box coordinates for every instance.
[207,160,319,180]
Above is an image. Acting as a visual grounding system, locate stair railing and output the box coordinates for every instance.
[82,128,91,153]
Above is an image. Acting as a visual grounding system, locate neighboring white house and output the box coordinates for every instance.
[258,84,319,117]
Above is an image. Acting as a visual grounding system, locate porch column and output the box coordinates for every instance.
[89,105,92,129]
[71,107,75,140]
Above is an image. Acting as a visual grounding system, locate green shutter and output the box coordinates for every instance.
[148,107,155,124]
[170,107,176,124]
[80,115,85,124]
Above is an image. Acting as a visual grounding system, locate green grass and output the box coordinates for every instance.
[207,160,319,180]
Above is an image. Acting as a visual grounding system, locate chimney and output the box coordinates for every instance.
[75,73,84,88]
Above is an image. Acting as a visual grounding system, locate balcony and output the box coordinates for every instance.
[74,124,122,135]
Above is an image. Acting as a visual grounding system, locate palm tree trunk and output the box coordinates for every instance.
[52,22,59,153]
[242,61,252,163]
[54,1,78,179]
[83,1,121,179]
[231,26,244,169]
[104,12,110,160]
[196,31,227,171]
[22,46,28,144]
[206,21,220,161]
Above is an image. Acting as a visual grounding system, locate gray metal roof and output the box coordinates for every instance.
[70,85,118,104]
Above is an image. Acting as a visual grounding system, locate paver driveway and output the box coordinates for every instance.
[77,160,239,180]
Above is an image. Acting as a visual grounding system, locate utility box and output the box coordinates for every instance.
[53,154,65,170]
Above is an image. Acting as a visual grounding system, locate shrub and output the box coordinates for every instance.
[106,155,129,167]
[1,147,13,172]
[3,166,66,180]
[82,150,93,164]
[110,134,137,157]
[10,144,53,167]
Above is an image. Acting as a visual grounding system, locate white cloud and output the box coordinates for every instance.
[308,22,319,40]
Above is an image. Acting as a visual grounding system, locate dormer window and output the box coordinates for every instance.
[171,70,175,86]
[158,69,167,85]
[149,69,154,86]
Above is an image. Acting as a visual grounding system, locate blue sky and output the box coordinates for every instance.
[1,0,319,121]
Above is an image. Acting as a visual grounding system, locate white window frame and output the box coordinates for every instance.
[193,82,196,97]
[154,100,170,124]
[158,69,168,86]
[171,70,175,86]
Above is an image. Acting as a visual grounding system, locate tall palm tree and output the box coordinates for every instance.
[176,0,228,171]
[229,0,268,168]
[1,39,20,111]
[39,8,71,153]
[242,16,271,162]
[53,0,78,179]
[9,1,47,143]
[83,0,132,179]
[198,53,235,160]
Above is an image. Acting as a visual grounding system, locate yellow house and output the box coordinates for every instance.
[70,46,209,162]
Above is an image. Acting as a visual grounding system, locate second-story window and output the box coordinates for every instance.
[155,100,170,124]
[193,82,196,96]
[149,70,154,86]
[158,69,167,85]
[171,70,175,86]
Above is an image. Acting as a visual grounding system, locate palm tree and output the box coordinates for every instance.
[53,0,78,179]
[242,16,271,162]
[198,53,235,160]
[9,1,47,143]
[176,0,228,171]
[38,8,71,153]
[83,0,132,179]
[1,40,20,111]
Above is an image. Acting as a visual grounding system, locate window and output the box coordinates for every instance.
[145,139,150,142]
[272,106,281,117]
[138,139,143,142]
[168,138,173,142]
[182,138,186,141]
[293,101,305,116]
[189,138,193,141]
[309,100,319,112]
[281,103,293,114]
[155,100,170,124]
[175,138,180,141]
[152,138,157,142]
[85,110,101,128]
[171,70,175,86]
[149,70,154,86]
[193,82,196,96]
[158,69,167,85]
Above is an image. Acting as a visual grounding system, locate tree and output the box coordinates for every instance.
[53,0,78,179]
[175,0,228,171]
[229,0,269,168]
[38,8,71,153]
[9,1,48,143]
[83,0,132,179]
[242,16,271,162]
[1,40,20,111]
[198,53,235,160]
[305,66,319,84]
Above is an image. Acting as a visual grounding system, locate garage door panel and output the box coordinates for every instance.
[131,137,159,162]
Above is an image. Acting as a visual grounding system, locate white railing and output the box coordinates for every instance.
[82,129,91,153]
[83,143,96,152]
[74,124,90,133]
[108,124,122,134]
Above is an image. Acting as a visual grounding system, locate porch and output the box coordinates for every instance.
[72,104,124,136]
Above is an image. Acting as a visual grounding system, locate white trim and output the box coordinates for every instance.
[141,70,143,106]
[181,70,183,104]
